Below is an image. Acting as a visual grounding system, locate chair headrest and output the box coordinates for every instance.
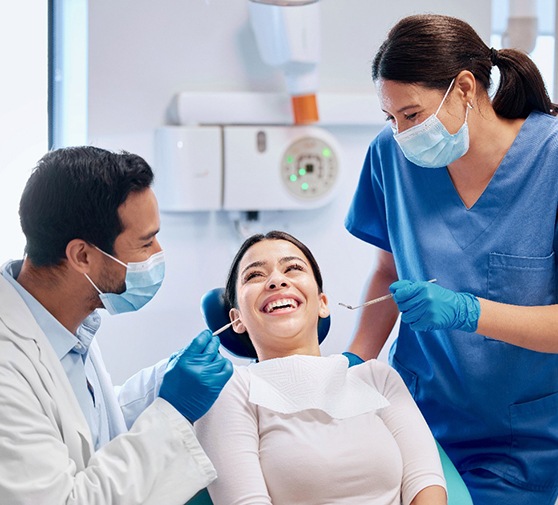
[200,287,331,359]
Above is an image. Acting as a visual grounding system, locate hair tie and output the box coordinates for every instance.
[489,47,499,65]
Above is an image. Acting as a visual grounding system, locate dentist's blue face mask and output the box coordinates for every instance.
[85,247,165,315]
[393,78,470,168]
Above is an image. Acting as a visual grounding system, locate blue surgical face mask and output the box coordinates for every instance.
[393,79,470,168]
[85,247,165,315]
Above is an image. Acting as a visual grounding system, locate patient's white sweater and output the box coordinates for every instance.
[195,355,445,505]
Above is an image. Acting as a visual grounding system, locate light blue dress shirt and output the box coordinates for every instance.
[2,260,110,449]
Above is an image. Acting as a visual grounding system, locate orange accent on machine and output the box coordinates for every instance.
[292,94,319,124]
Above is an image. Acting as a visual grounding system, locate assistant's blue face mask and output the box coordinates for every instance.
[393,78,470,168]
[85,247,165,315]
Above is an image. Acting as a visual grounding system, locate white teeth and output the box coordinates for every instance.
[265,298,297,313]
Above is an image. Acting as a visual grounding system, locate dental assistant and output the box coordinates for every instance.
[345,14,558,505]
[0,146,233,505]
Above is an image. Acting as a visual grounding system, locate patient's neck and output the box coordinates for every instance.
[257,340,321,361]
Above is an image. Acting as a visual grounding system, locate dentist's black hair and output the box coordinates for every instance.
[19,146,154,267]
[224,230,324,311]
[372,13,558,118]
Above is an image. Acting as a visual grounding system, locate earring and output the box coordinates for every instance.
[467,102,474,110]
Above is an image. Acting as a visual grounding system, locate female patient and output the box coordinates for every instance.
[195,231,446,505]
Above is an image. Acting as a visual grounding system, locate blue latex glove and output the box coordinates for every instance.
[389,280,480,332]
[342,351,364,367]
[159,329,233,423]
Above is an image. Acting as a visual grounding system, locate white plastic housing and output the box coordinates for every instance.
[169,91,384,126]
[222,125,340,211]
[248,0,320,95]
[154,126,222,211]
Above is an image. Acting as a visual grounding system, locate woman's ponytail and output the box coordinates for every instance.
[491,47,558,118]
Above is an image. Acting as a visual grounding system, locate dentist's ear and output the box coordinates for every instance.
[66,239,94,274]
[229,308,246,333]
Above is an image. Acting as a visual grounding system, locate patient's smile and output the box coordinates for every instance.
[263,298,300,314]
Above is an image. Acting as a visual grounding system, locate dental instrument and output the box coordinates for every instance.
[339,279,437,310]
[212,318,241,336]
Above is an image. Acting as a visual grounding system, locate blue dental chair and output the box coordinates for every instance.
[186,288,473,505]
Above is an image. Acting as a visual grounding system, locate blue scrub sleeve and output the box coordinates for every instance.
[554,218,558,296]
[345,138,392,253]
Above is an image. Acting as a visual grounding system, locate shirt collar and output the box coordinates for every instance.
[1,260,101,359]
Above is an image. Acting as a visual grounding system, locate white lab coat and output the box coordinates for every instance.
[0,274,216,505]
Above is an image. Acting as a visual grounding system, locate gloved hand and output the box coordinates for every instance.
[159,330,233,423]
[342,351,365,368]
[389,280,480,332]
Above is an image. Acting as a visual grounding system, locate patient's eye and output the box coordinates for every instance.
[285,262,304,274]
[243,270,264,283]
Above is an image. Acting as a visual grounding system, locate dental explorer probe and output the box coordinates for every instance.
[212,318,241,336]
[339,279,437,310]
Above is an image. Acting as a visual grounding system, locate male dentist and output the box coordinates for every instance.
[0,146,233,504]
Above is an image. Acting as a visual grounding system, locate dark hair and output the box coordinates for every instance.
[19,146,154,266]
[372,14,558,118]
[224,230,324,311]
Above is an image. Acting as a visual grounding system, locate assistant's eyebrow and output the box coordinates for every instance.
[139,228,160,241]
[382,104,420,115]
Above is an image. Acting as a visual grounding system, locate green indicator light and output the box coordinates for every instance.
[298,168,306,176]
[290,174,297,182]
[322,148,331,158]
[301,183,309,191]
[286,156,294,164]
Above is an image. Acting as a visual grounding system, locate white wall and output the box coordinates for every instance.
[87,0,491,384]
[0,1,48,262]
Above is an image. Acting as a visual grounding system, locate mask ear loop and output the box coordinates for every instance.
[434,78,456,117]
[84,245,127,295]
[84,273,103,294]
[94,245,128,268]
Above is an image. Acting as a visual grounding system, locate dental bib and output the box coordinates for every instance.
[247,354,389,419]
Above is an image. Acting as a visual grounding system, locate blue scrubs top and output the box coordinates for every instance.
[345,111,558,495]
